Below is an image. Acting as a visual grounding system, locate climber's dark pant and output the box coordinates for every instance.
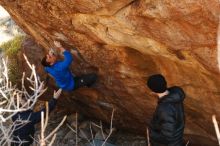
[73,73,97,90]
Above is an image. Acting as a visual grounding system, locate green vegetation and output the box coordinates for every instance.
[0,35,24,56]
[0,35,25,84]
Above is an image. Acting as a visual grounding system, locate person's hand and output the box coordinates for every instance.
[53,89,62,99]
[54,41,62,48]
[54,41,65,53]
[71,49,79,56]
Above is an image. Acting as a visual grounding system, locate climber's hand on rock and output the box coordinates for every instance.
[53,89,62,99]
[54,41,65,53]
[54,41,62,48]
[71,49,79,56]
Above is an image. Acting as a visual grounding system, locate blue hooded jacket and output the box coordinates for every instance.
[45,50,75,91]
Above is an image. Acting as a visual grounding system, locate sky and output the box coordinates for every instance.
[0,6,15,45]
[0,6,9,19]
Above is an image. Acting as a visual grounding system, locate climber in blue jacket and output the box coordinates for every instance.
[41,41,97,91]
[11,89,62,146]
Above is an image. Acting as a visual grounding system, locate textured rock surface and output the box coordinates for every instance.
[1,0,220,144]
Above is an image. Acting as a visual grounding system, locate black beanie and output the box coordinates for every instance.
[147,74,167,93]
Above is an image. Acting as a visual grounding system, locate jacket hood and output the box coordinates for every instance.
[159,86,185,103]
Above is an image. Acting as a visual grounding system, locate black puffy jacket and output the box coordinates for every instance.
[11,98,57,146]
[150,86,185,146]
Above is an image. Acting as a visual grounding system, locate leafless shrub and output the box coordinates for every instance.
[67,109,115,146]
[212,115,220,146]
[0,54,47,145]
[31,102,67,146]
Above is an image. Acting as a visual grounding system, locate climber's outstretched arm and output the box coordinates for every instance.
[54,41,73,69]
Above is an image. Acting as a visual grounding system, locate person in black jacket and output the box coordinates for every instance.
[11,89,62,146]
[147,74,185,146]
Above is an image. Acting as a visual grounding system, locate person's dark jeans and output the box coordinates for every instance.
[150,140,185,146]
[74,73,97,90]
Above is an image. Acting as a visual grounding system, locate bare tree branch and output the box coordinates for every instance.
[0,54,47,145]
[35,102,67,146]
[212,115,220,146]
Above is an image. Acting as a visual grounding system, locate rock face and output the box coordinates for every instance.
[1,0,220,144]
